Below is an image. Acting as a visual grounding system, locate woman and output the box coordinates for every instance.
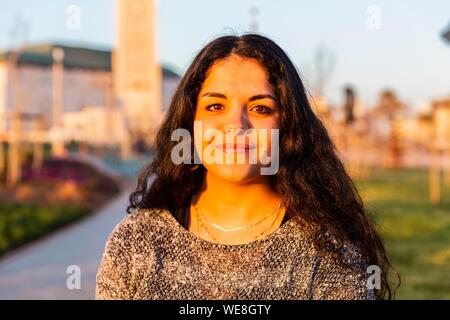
[96,34,397,300]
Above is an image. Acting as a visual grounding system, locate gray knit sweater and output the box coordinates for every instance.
[95,208,375,300]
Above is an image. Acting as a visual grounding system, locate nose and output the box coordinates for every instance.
[224,104,251,136]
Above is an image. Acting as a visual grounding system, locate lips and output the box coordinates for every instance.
[215,143,256,153]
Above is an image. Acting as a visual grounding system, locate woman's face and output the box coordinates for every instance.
[194,54,280,183]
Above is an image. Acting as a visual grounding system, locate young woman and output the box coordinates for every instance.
[96,34,397,300]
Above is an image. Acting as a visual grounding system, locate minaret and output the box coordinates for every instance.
[114,0,162,148]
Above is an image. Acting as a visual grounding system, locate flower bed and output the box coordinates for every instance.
[0,157,122,257]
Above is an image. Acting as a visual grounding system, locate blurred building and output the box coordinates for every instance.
[0,43,181,147]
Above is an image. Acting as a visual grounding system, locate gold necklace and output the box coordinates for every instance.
[196,204,282,243]
[195,202,283,233]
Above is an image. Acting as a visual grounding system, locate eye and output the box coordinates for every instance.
[251,105,273,114]
[206,104,224,112]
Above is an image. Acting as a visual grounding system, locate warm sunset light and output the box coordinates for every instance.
[0,0,449,310]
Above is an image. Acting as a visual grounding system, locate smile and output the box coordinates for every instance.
[215,143,256,153]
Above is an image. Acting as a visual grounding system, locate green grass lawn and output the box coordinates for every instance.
[0,202,89,256]
[355,168,450,299]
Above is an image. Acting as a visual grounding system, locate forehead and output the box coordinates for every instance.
[200,55,274,95]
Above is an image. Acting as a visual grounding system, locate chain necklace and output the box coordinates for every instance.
[195,202,284,233]
[195,204,283,243]
[194,204,283,297]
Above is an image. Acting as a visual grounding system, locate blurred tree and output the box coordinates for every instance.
[373,90,406,120]
[308,44,336,97]
[373,89,407,168]
[344,86,355,125]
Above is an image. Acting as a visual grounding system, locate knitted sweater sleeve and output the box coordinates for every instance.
[309,241,376,300]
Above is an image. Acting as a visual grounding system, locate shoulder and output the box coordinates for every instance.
[117,207,169,230]
[105,208,172,252]
[315,232,369,277]
[310,233,375,300]
[323,235,367,271]
[96,208,169,299]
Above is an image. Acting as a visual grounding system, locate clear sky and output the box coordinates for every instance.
[1,0,449,110]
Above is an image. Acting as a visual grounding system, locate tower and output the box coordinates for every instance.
[114,0,162,148]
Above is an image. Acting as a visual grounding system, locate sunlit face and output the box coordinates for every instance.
[194,54,280,183]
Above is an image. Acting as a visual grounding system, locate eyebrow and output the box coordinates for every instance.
[201,92,277,102]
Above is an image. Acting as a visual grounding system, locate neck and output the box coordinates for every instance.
[192,171,283,227]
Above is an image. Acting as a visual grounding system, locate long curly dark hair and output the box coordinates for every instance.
[128,33,399,299]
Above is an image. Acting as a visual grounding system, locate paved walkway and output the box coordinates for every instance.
[0,181,134,299]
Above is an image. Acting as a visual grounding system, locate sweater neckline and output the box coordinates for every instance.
[160,208,299,250]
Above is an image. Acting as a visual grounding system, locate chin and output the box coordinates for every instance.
[207,163,261,184]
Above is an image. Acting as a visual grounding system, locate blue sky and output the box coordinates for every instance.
[1,0,449,110]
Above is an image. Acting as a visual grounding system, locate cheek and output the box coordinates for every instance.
[194,120,217,147]
[253,119,279,145]
[193,119,219,162]
[253,112,279,128]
